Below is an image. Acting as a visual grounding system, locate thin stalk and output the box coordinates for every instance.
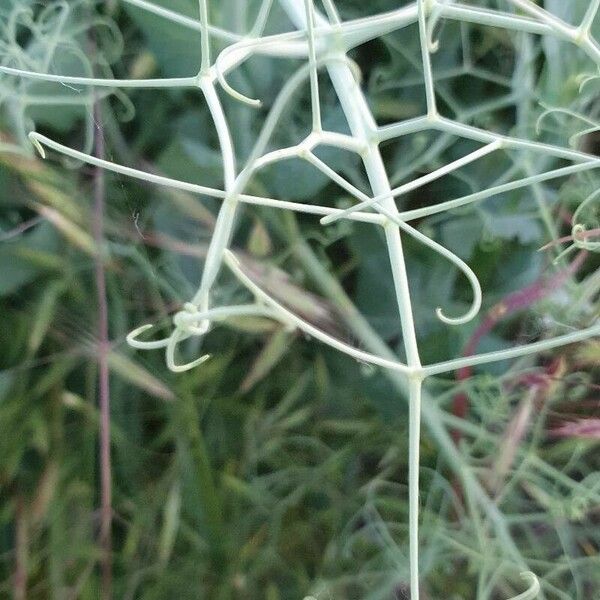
[122,0,241,41]
[423,322,600,377]
[437,2,553,37]
[87,20,112,590]
[92,95,112,600]
[0,65,198,88]
[322,140,501,224]
[418,0,437,116]
[396,160,600,222]
[284,218,533,579]
[506,0,574,39]
[581,0,600,34]
[408,377,423,598]
[304,0,322,132]
[277,4,422,596]
[198,0,211,74]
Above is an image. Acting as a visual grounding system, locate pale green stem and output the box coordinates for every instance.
[198,0,211,74]
[223,250,414,374]
[304,0,322,132]
[287,225,535,585]
[436,2,554,37]
[122,0,242,41]
[322,140,501,224]
[191,77,238,318]
[249,0,274,37]
[408,376,423,598]
[397,160,600,221]
[0,65,198,88]
[435,116,598,163]
[278,2,423,597]
[506,0,574,39]
[423,321,600,377]
[27,132,382,223]
[306,152,482,325]
[418,0,437,116]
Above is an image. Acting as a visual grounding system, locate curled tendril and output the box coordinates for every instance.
[126,303,282,372]
[213,38,266,107]
[111,88,136,123]
[213,27,362,109]
[535,104,599,147]
[577,71,600,93]
[568,124,600,147]
[387,211,482,325]
[572,188,600,252]
[426,0,447,53]
[506,572,540,600]
[0,0,128,157]
[166,328,211,373]
[28,131,46,158]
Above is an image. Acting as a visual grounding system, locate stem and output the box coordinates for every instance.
[408,377,422,598]
[418,0,437,116]
[122,0,241,41]
[506,0,574,39]
[0,65,198,88]
[285,220,537,586]
[581,0,600,34]
[423,321,600,377]
[277,3,422,595]
[93,94,112,600]
[199,0,211,74]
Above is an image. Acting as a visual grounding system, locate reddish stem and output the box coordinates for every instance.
[538,227,600,251]
[452,251,587,444]
[93,97,112,598]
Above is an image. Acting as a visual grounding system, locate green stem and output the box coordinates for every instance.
[283,214,533,578]
[408,376,422,597]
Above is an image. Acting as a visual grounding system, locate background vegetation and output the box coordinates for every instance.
[0,0,598,598]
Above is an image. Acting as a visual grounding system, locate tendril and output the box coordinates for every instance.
[383,209,482,325]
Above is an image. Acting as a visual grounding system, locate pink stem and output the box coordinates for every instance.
[452,251,588,442]
[93,97,112,599]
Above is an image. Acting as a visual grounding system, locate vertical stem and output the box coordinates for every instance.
[408,376,423,599]
[199,0,211,74]
[191,78,238,315]
[285,221,532,593]
[278,3,422,596]
[418,0,437,116]
[93,95,112,600]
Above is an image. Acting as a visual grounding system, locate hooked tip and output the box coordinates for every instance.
[28,132,45,159]
[435,306,474,326]
[168,353,211,373]
[126,323,154,346]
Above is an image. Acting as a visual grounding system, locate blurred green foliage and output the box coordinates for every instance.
[0,1,599,598]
